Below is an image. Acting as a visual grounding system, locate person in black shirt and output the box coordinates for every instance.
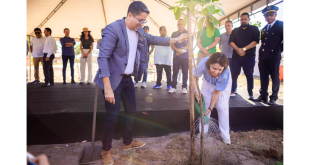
[79,27,94,85]
[229,12,260,100]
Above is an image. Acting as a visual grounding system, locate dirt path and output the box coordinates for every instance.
[27,129,283,165]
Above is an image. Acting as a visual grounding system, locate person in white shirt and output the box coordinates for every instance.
[153,26,173,90]
[42,27,57,87]
[30,28,46,84]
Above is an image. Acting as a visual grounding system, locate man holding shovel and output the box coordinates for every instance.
[93,1,188,164]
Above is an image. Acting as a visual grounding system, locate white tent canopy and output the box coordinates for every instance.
[27,0,268,41]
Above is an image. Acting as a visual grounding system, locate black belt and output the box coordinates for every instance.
[122,74,131,78]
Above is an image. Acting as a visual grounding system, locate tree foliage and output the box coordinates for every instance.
[169,0,226,38]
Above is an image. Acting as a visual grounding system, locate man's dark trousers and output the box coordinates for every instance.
[258,59,281,101]
[228,58,237,93]
[62,55,75,81]
[43,53,55,85]
[172,57,188,89]
[155,64,171,86]
[101,76,136,151]
[231,56,255,96]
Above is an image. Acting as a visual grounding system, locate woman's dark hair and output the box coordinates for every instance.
[80,31,93,41]
[205,52,229,72]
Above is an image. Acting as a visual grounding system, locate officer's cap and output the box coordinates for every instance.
[262,5,279,15]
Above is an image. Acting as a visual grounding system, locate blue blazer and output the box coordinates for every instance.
[259,20,283,61]
[94,17,170,90]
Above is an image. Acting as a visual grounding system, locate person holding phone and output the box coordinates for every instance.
[169,19,189,94]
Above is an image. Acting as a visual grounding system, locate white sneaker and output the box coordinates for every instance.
[182,88,187,94]
[134,82,138,88]
[230,93,236,96]
[141,82,146,88]
[168,88,176,93]
[222,138,231,145]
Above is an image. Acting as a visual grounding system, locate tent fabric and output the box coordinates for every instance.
[27,0,265,41]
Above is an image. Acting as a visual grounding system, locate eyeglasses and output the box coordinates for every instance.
[35,32,40,35]
[131,12,147,25]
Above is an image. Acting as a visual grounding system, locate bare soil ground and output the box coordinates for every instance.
[27,129,283,165]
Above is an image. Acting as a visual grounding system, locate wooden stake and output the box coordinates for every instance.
[187,7,195,165]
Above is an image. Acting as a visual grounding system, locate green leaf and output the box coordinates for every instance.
[216,5,225,16]
[207,5,215,15]
[210,15,219,26]
[187,2,195,12]
[175,7,182,20]
[206,20,215,38]
[169,7,175,10]
[205,0,211,3]
[181,7,187,12]
[213,2,222,6]
[215,12,223,16]
[215,9,220,13]
[201,7,208,16]
[183,16,188,26]
[174,6,179,13]
[197,17,205,30]
[212,0,219,2]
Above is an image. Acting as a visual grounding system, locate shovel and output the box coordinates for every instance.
[79,85,101,164]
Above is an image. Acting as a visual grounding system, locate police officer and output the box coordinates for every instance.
[254,5,283,105]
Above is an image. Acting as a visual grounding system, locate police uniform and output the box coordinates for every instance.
[256,6,283,105]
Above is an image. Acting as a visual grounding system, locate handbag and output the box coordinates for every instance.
[194,93,210,125]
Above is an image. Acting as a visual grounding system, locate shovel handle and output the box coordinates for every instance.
[91,85,99,161]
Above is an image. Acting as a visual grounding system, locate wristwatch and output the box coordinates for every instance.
[206,47,209,50]
[175,37,178,42]
[243,47,246,51]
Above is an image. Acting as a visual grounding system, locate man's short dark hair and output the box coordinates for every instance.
[225,20,233,25]
[159,26,166,31]
[127,1,150,16]
[45,28,52,35]
[64,28,69,32]
[241,12,250,18]
[34,28,41,32]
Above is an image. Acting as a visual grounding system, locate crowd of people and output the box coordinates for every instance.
[27,1,283,165]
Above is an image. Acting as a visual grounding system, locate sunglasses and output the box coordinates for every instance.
[35,32,40,35]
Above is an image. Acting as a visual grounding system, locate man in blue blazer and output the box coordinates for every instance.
[254,5,283,105]
[93,1,188,164]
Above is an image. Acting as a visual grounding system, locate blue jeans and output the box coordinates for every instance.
[62,55,75,81]
[135,56,149,83]
[101,76,136,151]
[228,58,237,93]
[231,57,255,96]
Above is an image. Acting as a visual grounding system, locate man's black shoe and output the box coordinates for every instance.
[254,96,268,103]
[87,82,91,85]
[248,96,255,101]
[71,80,76,84]
[63,81,67,84]
[268,100,276,105]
